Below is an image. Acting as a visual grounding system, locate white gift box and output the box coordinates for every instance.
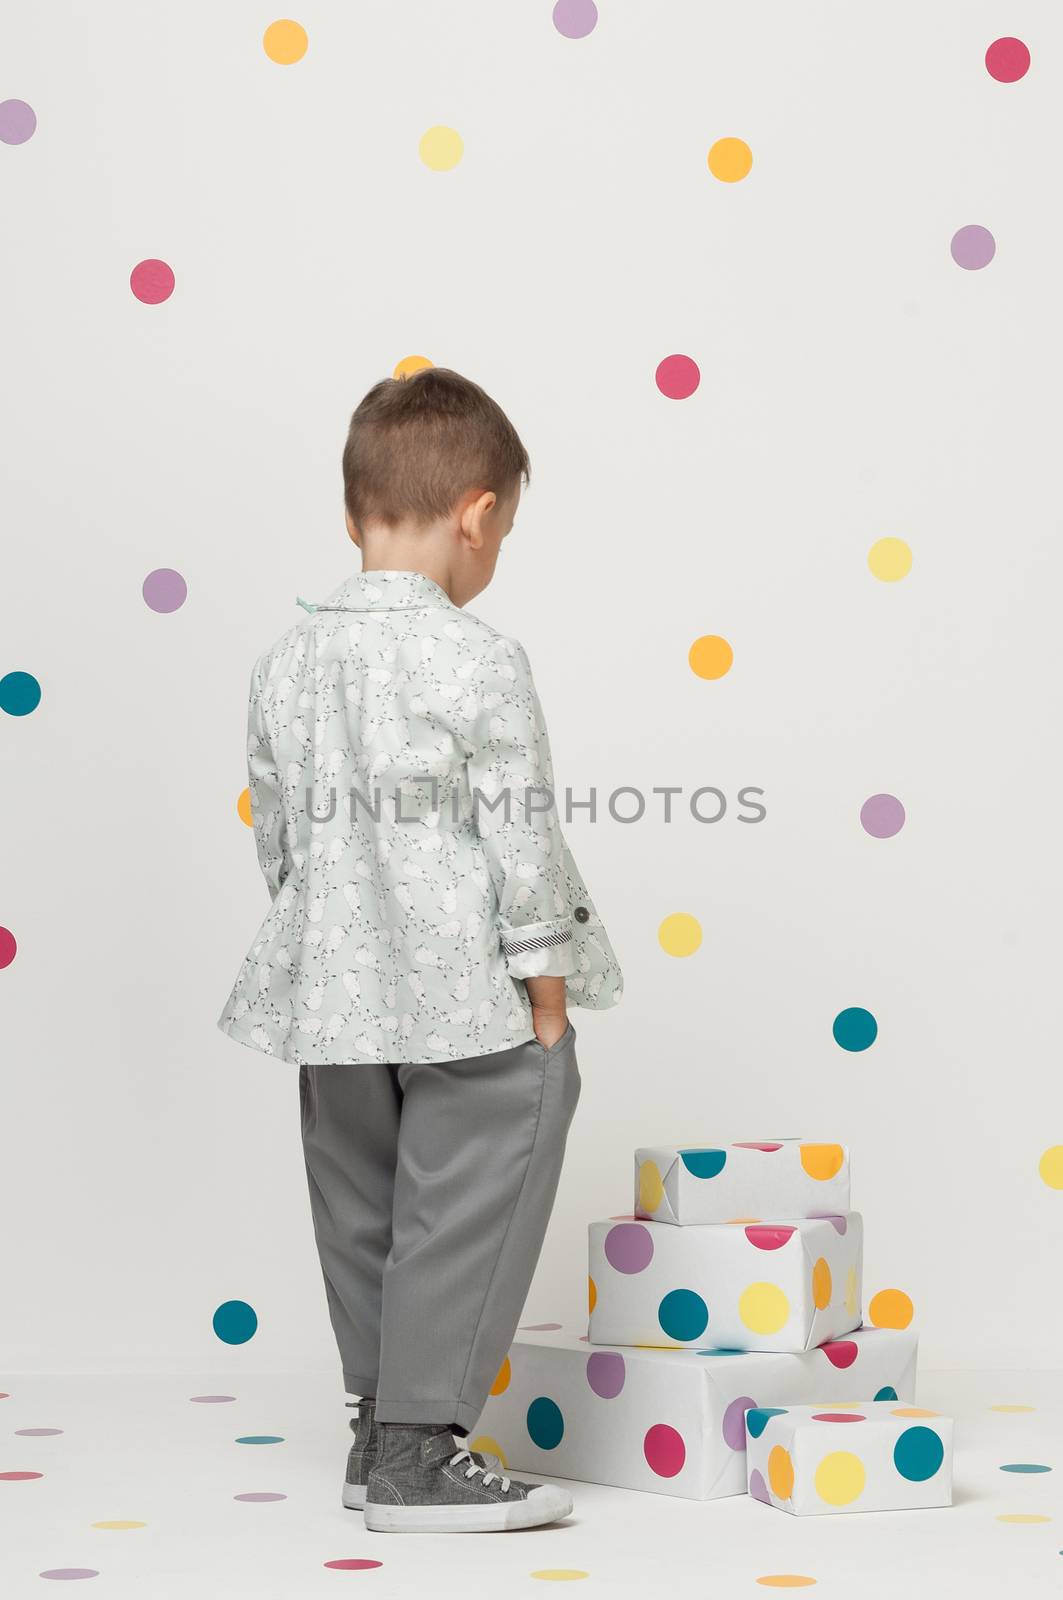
[470,1325,917,1501]
[635,1140,851,1225]
[744,1400,952,1514]
[588,1212,862,1353]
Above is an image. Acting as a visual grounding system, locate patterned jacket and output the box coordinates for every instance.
[216,568,623,1065]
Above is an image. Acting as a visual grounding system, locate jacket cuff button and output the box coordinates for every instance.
[574,905,590,923]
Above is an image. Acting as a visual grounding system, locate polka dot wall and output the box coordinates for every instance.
[2,9,1060,1595]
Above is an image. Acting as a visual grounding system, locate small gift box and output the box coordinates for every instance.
[588,1212,862,1353]
[744,1399,953,1514]
[635,1139,850,1225]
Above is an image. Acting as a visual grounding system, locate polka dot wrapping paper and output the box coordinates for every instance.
[745,1401,953,1515]
[471,1326,917,1501]
[588,1214,863,1353]
[636,1141,851,1225]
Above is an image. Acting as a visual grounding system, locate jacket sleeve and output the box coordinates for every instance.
[246,656,293,902]
[466,636,623,1008]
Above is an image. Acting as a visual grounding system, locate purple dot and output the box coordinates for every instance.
[39,1572,99,1582]
[860,793,906,838]
[190,1394,236,1403]
[951,225,996,270]
[586,1351,626,1399]
[142,568,187,613]
[749,1467,771,1503]
[14,1428,63,1436]
[809,1213,848,1235]
[552,0,598,38]
[722,1395,758,1451]
[0,99,37,145]
[519,1322,562,1331]
[234,1491,288,1501]
[604,1222,654,1273]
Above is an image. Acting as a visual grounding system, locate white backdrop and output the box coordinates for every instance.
[3,1,1060,1377]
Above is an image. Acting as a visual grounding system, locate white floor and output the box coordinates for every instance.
[4,1370,1060,1598]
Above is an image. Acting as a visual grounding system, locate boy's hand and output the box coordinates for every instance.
[525,974,569,1050]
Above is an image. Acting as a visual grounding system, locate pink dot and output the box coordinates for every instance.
[142,568,188,613]
[324,1558,384,1570]
[1,1470,43,1480]
[0,926,16,969]
[655,354,700,400]
[733,1142,783,1152]
[644,1422,686,1477]
[820,1340,859,1370]
[985,37,1030,82]
[745,1225,795,1251]
[812,1412,866,1423]
[234,1491,287,1501]
[130,259,176,304]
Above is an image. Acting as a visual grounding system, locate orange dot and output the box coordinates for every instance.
[799,1143,845,1180]
[768,1444,794,1499]
[393,354,433,380]
[490,1356,511,1396]
[869,1288,914,1329]
[890,1407,939,1418]
[756,1576,816,1589]
[812,1258,832,1310]
[237,788,253,826]
[588,1275,597,1315]
[688,634,733,680]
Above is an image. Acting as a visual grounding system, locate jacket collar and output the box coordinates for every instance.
[305,568,459,614]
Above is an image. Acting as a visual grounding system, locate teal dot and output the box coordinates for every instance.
[235,1434,284,1444]
[658,1288,709,1342]
[893,1425,944,1482]
[833,1006,878,1051]
[679,1148,727,1179]
[1000,1463,1052,1473]
[213,1300,258,1344]
[696,1348,744,1356]
[746,1407,788,1439]
[874,1386,898,1401]
[527,1396,564,1450]
[0,670,41,716]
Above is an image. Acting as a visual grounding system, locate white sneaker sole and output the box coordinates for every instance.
[343,1481,367,1510]
[363,1483,574,1533]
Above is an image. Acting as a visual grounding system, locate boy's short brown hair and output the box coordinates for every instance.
[342,366,531,534]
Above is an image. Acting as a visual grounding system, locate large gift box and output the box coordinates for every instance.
[471,1324,918,1502]
[745,1400,952,1515]
[588,1213,862,1353]
[636,1140,850,1226]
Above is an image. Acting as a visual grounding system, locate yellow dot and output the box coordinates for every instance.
[740,1282,791,1335]
[799,1143,845,1180]
[469,1434,507,1467]
[868,537,912,582]
[890,1407,939,1418]
[530,1573,590,1582]
[1039,1146,1063,1189]
[815,1450,866,1507]
[997,1513,1052,1524]
[688,634,733,679]
[869,1288,914,1330]
[991,1405,1035,1413]
[658,913,702,957]
[237,787,253,827]
[490,1356,511,1396]
[708,137,753,182]
[419,125,464,171]
[844,1265,859,1317]
[767,1444,794,1499]
[638,1159,664,1214]
[393,355,433,380]
[588,1275,597,1315]
[262,19,308,64]
[756,1582,817,1591]
[812,1258,832,1311]
[90,1521,146,1530]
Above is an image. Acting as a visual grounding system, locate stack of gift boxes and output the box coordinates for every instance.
[474,1139,951,1511]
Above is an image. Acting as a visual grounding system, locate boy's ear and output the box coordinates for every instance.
[344,506,362,547]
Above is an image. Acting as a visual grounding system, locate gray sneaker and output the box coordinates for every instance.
[363,1421,574,1533]
[342,1398,378,1510]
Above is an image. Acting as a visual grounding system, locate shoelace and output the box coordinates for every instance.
[448,1446,512,1493]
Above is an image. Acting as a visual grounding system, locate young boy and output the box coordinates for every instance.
[217,367,622,1533]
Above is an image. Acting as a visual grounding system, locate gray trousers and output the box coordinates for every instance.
[298,1021,581,1433]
